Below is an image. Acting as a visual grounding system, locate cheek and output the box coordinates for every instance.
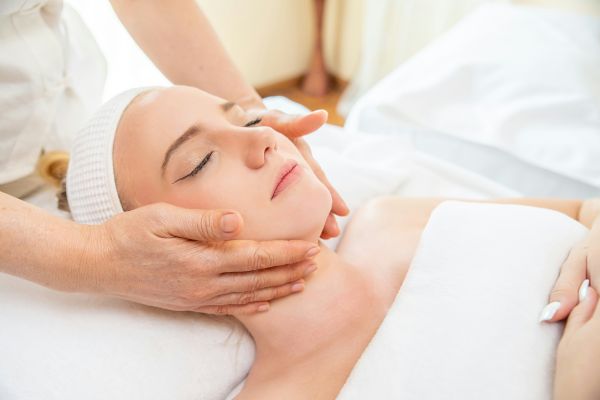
[162,165,270,233]
[250,172,332,241]
[165,177,263,212]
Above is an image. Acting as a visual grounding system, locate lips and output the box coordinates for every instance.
[272,160,302,199]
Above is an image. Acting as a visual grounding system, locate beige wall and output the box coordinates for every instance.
[197,0,364,86]
[513,0,600,15]
[323,0,364,81]
[69,0,600,101]
[70,0,363,94]
[197,0,314,87]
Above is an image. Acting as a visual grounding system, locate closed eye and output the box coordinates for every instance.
[244,118,262,127]
[172,151,214,184]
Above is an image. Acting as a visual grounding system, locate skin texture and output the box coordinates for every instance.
[110,86,600,398]
[544,199,600,323]
[0,0,349,316]
[110,0,349,238]
[554,286,600,400]
[114,86,333,242]
[111,89,407,397]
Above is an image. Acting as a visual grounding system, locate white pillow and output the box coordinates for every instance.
[338,202,588,399]
[0,275,254,400]
[345,4,600,196]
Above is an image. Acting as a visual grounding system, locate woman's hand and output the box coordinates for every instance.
[250,108,350,239]
[79,203,320,315]
[541,200,600,322]
[554,283,600,400]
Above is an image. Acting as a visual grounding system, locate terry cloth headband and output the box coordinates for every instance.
[66,87,154,224]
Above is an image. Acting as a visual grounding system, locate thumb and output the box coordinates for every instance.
[564,282,598,336]
[261,109,328,139]
[543,244,588,322]
[151,204,243,241]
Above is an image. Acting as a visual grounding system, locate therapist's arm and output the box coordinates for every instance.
[0,191,318,314]
[109,0,262,109]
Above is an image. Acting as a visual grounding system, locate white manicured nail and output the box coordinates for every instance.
[579,279,590,302]
[539,301,561,322]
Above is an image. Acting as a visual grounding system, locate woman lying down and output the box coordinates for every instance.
[63,86,600,399]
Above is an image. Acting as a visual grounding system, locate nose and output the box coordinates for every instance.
[241,127,278,169]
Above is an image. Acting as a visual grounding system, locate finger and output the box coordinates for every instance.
[588,226,600,289]
[221,259,317,293]
[260,110,350,217]
[212,240,319,272]
[543,244,588,322]
[152,203,244,241]
[321,213,340,239]
[564,285,598,336]
[260,109,328,138]
[301,147,349,217]
[211,280,305,306]
[330,186,350,217]
[194,302,271,315]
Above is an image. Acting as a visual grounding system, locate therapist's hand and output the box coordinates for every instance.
[542,200,600,323]
[251,108,350,239]
[554,284,600,400]
[81,203,319,315]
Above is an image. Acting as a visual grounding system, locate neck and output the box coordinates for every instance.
[236,243,378,370]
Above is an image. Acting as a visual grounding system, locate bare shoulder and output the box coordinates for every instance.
[336,197,442,290]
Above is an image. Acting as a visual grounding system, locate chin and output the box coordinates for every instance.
[240,180,332,242]
[277,180,333,242]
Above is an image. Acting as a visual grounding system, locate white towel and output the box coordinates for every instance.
[337,201,588,400]
[0,275,254,400]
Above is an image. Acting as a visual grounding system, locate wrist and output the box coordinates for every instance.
[46,221,113,294]
[69,223,116,294]
[578,198,600,229]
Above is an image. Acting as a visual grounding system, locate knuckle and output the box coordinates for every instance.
[290,265,304,281]
[214,305,229,315]
[190,288,212,304]
[251,275,265,292]
[149,202,174,223]
[251,247,274,269]
[238,291,256,305]
[271,287,286,299]
[248,274,264,292]
[550,286,577,302]
[199,213,216,238]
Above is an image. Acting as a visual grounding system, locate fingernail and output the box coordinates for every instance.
[579,279,590,302]
[220,213,239,233]
[257,304,270,312]
[539,301,561,322]
[291,281,305,292]
[306,246,320,258]
[340,198,350,212]
[304,263,318,275]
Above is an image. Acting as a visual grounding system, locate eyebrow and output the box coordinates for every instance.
[161,124,202,174]
[161,101,244,175]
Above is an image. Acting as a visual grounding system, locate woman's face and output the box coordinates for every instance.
[113,86,332,242]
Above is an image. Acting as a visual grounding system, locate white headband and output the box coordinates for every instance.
[66,87,153,224]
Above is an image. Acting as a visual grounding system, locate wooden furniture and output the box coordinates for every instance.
[301,0,331,96]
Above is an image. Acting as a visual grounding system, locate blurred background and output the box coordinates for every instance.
[68,0,599,126]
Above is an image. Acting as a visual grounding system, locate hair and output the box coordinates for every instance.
[39,150,132,214]
[35,150,71,212]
